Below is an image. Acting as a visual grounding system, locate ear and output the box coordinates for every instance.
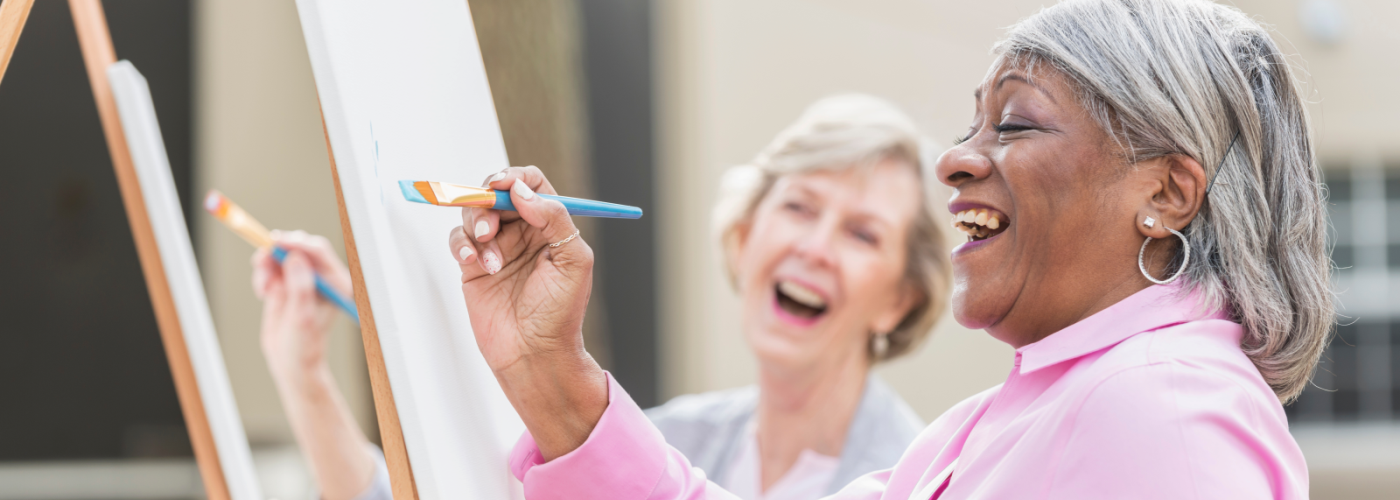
[1134,154,1206,239]
[871,281,922,336]
[725,219,753,283]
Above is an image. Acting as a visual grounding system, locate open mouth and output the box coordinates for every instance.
[775,280,828,320]
[952,208,1009,242]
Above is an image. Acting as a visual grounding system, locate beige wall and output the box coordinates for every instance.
[193,0,374,446]
[655,0,1046,419]
[655,1,1400,498]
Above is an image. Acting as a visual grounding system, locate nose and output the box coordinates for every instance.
[934,144,993,188]
[793,216,839,269]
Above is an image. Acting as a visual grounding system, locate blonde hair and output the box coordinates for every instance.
[998,0,1333,402]
[712,94,951,363]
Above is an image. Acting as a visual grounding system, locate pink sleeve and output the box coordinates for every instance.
[508,372,736,500]
[509,373,888,500]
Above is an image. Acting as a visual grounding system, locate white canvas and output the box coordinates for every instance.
[109,60,263,500]
[293,1,526,498]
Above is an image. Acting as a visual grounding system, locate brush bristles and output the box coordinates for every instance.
[413,182,440,204]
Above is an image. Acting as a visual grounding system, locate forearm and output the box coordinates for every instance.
[272,365,377,500]
[494,349,609,461]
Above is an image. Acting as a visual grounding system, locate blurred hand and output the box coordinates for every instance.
[252,230,354,382]
[447,166,607,460]
[252,230,376,500]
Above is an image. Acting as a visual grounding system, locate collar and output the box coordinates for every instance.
[1016,284,1229,375]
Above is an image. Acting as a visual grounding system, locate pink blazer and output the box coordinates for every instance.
[509,285,1309,499]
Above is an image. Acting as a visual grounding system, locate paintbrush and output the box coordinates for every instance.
[203,190,360,322]
[398,180,643,219]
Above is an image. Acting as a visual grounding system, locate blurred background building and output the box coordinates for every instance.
[0,0,1394,498]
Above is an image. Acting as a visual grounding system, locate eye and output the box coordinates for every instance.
[994,122,1032,134]
[784,201,815,217]
[850,226,879,246]
[952,128,975,146]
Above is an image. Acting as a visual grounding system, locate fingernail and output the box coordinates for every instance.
[491,171,507,182]
[482,250,502,275]
[513,180,535,200]
[458,245,474,261]
[475,220,490,241]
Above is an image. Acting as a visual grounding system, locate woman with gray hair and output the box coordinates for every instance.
[449,0,1329,498]
[643,93,948,499]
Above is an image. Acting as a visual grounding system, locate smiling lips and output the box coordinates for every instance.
[952,208,1009,241]
[775,279,828,320]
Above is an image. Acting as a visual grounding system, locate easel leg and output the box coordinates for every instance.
[0,0,35,87]
[67,1,232,499]
[322,114,421,500]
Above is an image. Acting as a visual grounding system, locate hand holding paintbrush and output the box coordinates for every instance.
[204,190,360,322]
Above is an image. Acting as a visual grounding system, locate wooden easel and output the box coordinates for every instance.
[0,1,231,499]
[323,119,420,500]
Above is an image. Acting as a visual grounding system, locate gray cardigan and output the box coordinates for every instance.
[644,376,924,496]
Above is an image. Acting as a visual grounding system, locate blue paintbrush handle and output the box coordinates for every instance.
[491,190,643,219]
[272,246,361,323]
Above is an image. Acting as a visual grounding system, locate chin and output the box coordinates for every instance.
[949,279,1008,331]
[746,329,817,372]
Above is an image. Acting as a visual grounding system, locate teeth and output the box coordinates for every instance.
[951,209,1007,238]
[778,280,827,309]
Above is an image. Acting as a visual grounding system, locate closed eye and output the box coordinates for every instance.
[784,201,816,217]
[994,123,1033,134]
[851,228,878,245]
[953,128,976,146]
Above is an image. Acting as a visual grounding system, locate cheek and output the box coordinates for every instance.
[734,217,797,291]
[839,252,905,319]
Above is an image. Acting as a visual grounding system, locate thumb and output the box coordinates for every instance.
[282,251,319,312]
[509,179,591,268]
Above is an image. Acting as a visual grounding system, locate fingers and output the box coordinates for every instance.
[448,225,478,265]
[271,230,353,294]
[251,247,279,299]
[469,207,501,243]
[281,250,319,315]
[449,225,499,279]
[484,165,558,196]
[462,208,503,275]
[508,180,590,268]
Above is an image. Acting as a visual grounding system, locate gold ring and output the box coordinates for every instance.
[549,230,581,248]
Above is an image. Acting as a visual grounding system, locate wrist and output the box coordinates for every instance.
[495,349,608,461]
[269,360,337,400]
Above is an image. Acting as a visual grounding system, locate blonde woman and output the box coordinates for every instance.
[451,0,1330,498]
[641,94,949,499]
[251,95,947,500]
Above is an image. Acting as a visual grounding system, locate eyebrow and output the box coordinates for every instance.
[973,72,1057,103]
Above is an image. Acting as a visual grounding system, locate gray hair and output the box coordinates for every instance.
[998,0,1332,402]
[712,94,951,363]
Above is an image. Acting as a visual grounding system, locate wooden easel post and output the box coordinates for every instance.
[0,0,35,87]
[322,116,421,500]
[0,2,232,499]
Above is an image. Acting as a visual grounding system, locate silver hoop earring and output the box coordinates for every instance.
[872,332,890,360]
[1138,226,1190,285]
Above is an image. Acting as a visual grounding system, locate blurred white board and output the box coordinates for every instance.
[109,60,262,500]
[294,1,526,498]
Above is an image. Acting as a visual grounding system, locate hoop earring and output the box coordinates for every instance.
[1138,226,1191,285]
[871,332,890,360]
